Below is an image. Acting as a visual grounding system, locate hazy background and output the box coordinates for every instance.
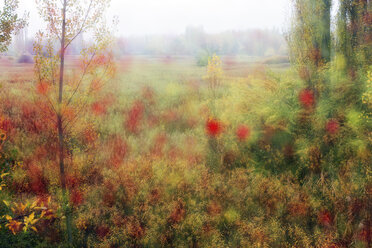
[16,0,291,36]
[2,0,339,60]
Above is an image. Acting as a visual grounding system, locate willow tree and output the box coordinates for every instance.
[337,0,371,75]
[320,0,331,64]
[34,0,114,244]
[0,0,27,52]
[288,0,332,90]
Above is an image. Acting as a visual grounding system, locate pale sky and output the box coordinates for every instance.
[15,0,292,37]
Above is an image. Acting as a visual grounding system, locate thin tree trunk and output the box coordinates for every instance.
[58,0,73,245]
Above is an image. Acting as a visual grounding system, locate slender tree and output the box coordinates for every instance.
[35,0,114,245]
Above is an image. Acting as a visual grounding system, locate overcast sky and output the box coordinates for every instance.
[15,0,292,37]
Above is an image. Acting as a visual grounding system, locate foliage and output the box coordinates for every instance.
[0,0,27,52]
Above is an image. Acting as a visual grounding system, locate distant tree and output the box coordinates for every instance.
[34,0,115,245]
[0,0,27,52]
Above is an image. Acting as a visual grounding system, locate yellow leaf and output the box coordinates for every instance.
[30,200,37,209]
[0,173,9,179]
[28,212,35,221]
[20,203,26,212]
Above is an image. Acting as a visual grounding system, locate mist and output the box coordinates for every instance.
[15,0,291,37]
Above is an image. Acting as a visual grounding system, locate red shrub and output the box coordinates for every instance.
[0,118,13,132]
[318,210,333,227]
[110,136,129,167]
[151,133,167,156]
[125,100,144,133]
[206,118,223,137]
[28,165,48,195]
[83,126,98,144]
[91,95,116,116]
[326,119,339,134]
[299,89,315,108]
[70,190,84,207]
[21,102,51,134]
[91,101,107,116]
[66,174,80,189]
[358,225,372,243]
[36,81,50,95]
[236,124,250,141]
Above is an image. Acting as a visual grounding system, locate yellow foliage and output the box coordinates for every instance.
[1,197,52,235]
[204,54,224,94]
[0,172,9,191]
[362,70,372,110]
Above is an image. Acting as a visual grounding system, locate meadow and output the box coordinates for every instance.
[0,0,371,247]
[0,51,370,247]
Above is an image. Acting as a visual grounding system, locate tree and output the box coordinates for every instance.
[288,0,332,102]
[34,0,115,245]
[336,0,371,75]
[0,0,27,52]
[289,0,332,66]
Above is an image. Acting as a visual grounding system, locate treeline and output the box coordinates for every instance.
[4,26,287,60]
[114,26,287,57]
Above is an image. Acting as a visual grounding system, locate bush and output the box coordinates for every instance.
[17,54,33,64]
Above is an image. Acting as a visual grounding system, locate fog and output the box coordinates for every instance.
[15,0,291,36]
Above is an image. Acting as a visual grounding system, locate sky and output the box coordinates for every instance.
[14,0,292,37]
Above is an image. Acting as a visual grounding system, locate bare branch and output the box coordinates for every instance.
[63,63,111,131]
[66,50,96,106]
[64,0,93,49]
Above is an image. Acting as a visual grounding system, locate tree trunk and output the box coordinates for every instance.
[339,0,350,67]
[58,0,73,245]
[320,0,331,63]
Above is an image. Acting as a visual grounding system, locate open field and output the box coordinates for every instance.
[0,55,289,86]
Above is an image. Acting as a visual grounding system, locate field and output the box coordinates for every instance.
[1,0,371,246]
[0,49,370,248]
